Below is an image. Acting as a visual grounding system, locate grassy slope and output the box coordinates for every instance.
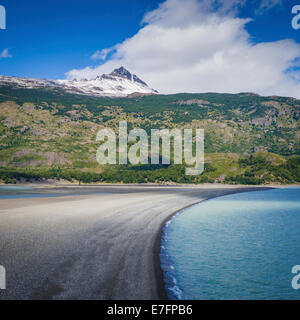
[0,86,299,184]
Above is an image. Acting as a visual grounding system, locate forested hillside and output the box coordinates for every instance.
[0,85,299,184]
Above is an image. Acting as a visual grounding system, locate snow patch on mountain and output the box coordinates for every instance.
[0,67,158,97]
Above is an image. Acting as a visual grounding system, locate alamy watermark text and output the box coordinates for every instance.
[0,265,5,290]
[292,265,300,290]
[292,5,300,30]
[96,121,204,176]
[0,5,6,30]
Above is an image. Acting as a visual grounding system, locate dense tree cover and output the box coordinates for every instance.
[0,156,299,185]
[225,156,300,185]
[0,164,213,184]
[0,86,299,123]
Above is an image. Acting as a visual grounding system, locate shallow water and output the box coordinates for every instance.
[0,185,47,199]
[0,185,35,191]
[160,188,300,300]
[0,194,58,199]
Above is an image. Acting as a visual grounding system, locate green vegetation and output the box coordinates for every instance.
[0,85,299,185]
[0,153,299,185]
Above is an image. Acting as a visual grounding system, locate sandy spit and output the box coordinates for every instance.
[0,185,273,300]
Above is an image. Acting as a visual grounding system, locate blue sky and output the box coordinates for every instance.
[0,0,300,97]
[0,0,164,78]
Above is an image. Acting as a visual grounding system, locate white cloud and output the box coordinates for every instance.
[257,0,282,13]
[91,47,116,60]
[91,50,106,61]
[0,48,12,59]
[67,0,300,98]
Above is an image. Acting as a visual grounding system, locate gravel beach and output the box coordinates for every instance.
[0,185,272,300]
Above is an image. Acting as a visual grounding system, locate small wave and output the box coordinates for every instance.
[160,209,185,300]
[168,274,183,300]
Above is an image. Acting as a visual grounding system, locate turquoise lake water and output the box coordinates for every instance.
[0,186,34,191]
[0,185,51,199]
[160,188,300,300]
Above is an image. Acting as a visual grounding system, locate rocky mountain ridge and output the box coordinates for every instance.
[0,67,158,97]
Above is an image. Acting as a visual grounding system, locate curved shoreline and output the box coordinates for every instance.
[153,186,274,300]
[0,185,274,300]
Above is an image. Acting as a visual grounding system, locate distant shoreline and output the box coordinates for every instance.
[0,182,295,188]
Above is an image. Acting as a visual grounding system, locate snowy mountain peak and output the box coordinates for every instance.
[109,67,148,87]
[0,67,158,98]
[110,66,132,79]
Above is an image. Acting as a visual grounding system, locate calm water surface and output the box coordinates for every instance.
[160,188,300,300]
